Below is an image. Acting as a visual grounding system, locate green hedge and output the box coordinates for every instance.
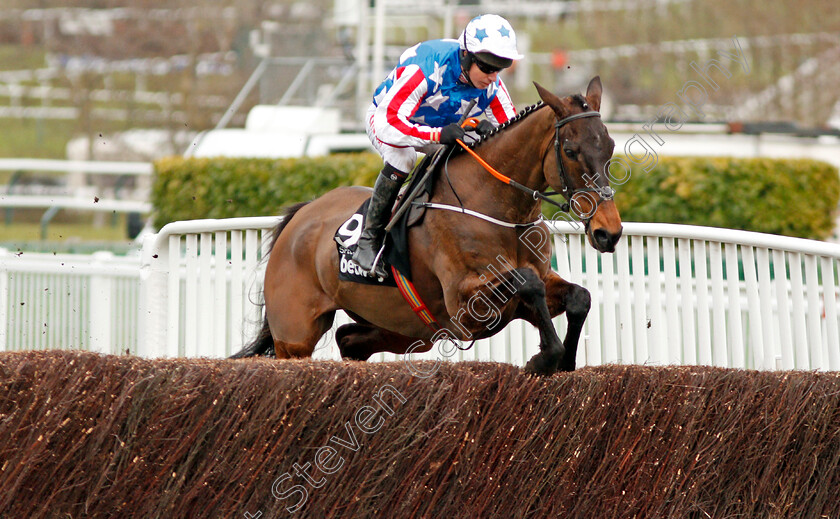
[151,154,381,229]
[612,157,839,240]
[152,154,839,240]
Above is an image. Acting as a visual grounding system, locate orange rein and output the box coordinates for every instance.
[455,118,512,185]
[454,117,572,214]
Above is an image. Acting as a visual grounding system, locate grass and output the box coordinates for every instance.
[0,215,142,255]
[0,117,80,160]
[0,44,45,71]
[0,42,73,159]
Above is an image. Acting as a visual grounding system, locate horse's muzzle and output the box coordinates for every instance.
[591,226,623,253]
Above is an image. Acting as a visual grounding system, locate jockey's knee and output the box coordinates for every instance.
[381,162,409,182]
[378,147,416,174]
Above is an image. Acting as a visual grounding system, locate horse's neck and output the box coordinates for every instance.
[434,107,553,223]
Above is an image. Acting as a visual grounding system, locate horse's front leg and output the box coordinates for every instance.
[508,268,568,376]
[445,267,565,376]
[543,271,591,372]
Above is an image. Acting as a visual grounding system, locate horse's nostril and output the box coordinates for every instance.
[593,229,609,245]
[592,227,622,251]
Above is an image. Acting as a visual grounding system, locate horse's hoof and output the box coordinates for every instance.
[337,337,373,362]
[524,353,557,377]
[338,344,372,362]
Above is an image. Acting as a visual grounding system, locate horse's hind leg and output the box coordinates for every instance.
[233,309,337,359]
[261,247,340,358]
[336,322,432,361]
[269,310,337,359]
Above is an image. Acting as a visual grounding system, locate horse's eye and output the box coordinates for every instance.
[563,147,578,159]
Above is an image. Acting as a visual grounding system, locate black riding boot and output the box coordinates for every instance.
[352,164,406,277]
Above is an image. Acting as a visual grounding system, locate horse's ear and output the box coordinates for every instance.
[585,76,603,112]
[534,81,567,115]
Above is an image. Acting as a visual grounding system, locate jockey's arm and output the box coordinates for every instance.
[372,64,442,149]
[484,78,516,125]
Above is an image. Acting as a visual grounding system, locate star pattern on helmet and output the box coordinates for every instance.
[498,25,510,38]
[474,28,488,42]
[425,90,449,111]
[428,61,447,92]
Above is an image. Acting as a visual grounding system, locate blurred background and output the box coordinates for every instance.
[1,0,839,251]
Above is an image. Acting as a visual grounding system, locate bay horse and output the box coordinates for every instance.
[232,77,622,376]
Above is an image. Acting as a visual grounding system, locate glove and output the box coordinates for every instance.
[475,119,496,136]
[439,123,466,145]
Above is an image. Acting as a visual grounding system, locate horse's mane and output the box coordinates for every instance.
[466,93,591,150]
[465,101,547,150]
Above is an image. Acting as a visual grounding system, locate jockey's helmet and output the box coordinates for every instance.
[458,14,524,71]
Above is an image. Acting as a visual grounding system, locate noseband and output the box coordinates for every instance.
[552,110,615,222]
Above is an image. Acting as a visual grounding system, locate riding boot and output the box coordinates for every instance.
[352,164,406,277]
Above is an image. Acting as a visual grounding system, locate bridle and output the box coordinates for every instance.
[549,110,615,223]
[429,103,617,228]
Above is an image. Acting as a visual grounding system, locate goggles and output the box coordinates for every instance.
[474,58,503,75]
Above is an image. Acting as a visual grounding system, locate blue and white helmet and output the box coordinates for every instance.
[458,14,524,69]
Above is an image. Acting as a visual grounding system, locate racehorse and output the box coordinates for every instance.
[232,77,623,376]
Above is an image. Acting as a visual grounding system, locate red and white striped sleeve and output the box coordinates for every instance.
[372,64,440,148]
[485,78,516,125]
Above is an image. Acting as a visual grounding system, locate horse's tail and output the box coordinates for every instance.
[229,317,273,358]
[229,201,310,359]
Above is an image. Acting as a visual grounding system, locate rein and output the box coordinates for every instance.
[456,139,571,214]
[453,108,614,224]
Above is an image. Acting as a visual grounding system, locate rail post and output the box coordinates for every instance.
[88,251,114,353]
[138,232,169,358]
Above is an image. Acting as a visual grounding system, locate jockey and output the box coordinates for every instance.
[352,14,523,277]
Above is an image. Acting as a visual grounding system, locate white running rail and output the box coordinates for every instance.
[549,222,840,371]
[137,217,279,358]
[372,221,840,371]
[134,218,840,371]
[0,249,141,353]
